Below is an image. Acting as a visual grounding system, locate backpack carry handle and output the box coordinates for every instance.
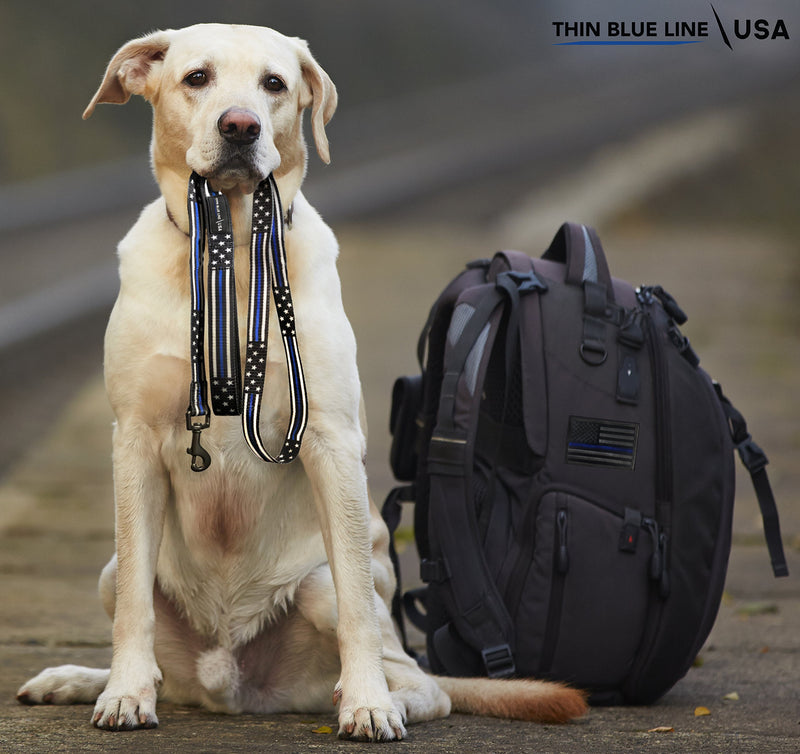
[542,222,616,303]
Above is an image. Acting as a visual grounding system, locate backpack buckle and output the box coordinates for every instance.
[420,558,450,583]
[481,644,516,678]
[496,269,548,294]
[736,436,768,474]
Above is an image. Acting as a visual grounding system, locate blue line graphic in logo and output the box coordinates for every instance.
[555,40,702,46]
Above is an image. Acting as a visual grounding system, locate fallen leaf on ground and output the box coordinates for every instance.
[312,725,333,734]
[694,706,711,717]
[648,726,675,733]
[722,691,740,701]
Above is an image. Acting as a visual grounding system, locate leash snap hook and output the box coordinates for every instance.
[186,413,212,472]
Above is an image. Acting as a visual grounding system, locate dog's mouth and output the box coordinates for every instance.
[188,137,280,195]
[203,149,267,192]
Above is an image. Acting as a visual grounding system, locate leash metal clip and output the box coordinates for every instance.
[185,412,212,472]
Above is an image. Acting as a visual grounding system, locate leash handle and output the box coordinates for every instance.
[203,180,243,416]
[184,173,308,470]
[241,174,308,463]
[186,174,211,470]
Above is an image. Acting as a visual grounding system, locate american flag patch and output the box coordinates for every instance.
[566,417,638,470]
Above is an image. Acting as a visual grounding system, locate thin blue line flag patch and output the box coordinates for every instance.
[567,417,638,470]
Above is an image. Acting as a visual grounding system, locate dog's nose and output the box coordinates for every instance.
[217,108,261,145]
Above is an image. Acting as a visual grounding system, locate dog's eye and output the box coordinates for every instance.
[184,70,208,88]
[264,75,286,93]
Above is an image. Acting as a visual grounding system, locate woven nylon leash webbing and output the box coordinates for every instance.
[185,172,308,471]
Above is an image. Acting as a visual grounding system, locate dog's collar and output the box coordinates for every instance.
[166,205,187,235]
[166,200,293,235]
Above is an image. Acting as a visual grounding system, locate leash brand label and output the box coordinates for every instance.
[210,196,226,233]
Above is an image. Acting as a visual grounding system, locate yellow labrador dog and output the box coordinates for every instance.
[17,24,586,740]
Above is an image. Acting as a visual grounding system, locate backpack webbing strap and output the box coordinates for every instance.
[426,266,547,678]
[427,287,512,677]
[426,472,516,677]
[380,484,419,657]
[432,288,504,440]
[715,383,789,578]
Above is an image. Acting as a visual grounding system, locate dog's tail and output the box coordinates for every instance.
[433,675,588,724]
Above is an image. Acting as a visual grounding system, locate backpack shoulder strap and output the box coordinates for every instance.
[413,260,492,564]
[715,383,789,577]
[426,257,548,678]
[417,260,491,368]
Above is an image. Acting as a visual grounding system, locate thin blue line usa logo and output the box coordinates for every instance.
[567,417,638,470]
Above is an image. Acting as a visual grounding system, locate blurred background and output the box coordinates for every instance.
[0,0,798,542]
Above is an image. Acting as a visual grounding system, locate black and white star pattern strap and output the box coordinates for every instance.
[202,181,242,416]
[242,174,308,464]
[184,171,307,469]
[186,173,210,425]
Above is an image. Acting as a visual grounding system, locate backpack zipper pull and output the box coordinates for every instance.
[652,285,688,325]
[635,285,655,306]
[659,531,671,598]
[556,509,569,574]
[642,517,661,580]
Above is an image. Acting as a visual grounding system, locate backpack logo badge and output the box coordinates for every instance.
[566,417,638,470]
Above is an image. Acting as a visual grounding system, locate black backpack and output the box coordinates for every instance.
[382,222,788,705]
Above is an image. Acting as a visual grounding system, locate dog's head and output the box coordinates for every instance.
[84,24,337,195]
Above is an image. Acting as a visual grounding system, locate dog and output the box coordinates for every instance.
[16,24,587,740]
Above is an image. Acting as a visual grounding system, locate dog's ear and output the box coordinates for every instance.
[83,31,171,119]
[295,40,337,164]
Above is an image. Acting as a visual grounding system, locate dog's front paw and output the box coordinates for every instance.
[334,680,407,742]
[92,672,160,731]
[92,687,159,730]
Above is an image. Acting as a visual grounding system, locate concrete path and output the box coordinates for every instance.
[1,102,798,751]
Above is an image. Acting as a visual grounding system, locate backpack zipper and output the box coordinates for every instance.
[504,487,669,679]
[623,293,675,697]
[637,286,674,595]
[539,506,569,675]
[642,309,673,519]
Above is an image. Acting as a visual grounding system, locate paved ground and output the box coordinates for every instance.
[1,101,799,751]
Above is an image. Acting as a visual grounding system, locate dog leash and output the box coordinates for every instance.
[186,172,308,471]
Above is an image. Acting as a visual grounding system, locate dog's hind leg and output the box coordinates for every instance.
[16,557,119,706]
[17,553,229,715]
[294,560,450,727]
[97,554,233,712]
[377,595,451,725]
[17,666,110,706]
